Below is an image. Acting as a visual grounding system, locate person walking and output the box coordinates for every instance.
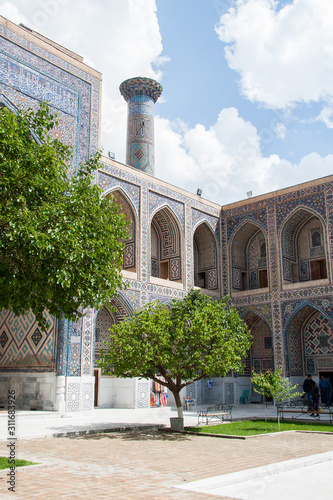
[303,374,314,408]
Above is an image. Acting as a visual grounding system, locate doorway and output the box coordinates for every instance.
[94,369,100,407]
[318,371,333,406]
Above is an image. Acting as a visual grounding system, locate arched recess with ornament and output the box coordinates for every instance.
[286,304,333,379]
[239,311,274,378]
[280,207,328,286]
[230,222,269,292]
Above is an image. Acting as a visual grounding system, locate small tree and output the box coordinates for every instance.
[252,368,299,425]
[0,103,128,326]
[99,289,251,420]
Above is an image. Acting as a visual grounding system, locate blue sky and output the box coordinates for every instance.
[1,0,333,204]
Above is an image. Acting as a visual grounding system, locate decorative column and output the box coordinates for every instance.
[120,77,162,176]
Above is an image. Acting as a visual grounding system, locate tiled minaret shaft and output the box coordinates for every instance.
[120,77,162,176]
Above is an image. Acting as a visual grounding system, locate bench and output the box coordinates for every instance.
[184,398,195,411]
[197,403,233,425]
[276,401,333,423]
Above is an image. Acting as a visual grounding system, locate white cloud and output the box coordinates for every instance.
[0,1,29,24]
[0,0,163,160]
[216,0,333,109]
[156,108,333,204]
[2,0,333,206]
[316,107,333,129]
[274,121,286,140]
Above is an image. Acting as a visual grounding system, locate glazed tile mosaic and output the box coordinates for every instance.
[1,18,333,413]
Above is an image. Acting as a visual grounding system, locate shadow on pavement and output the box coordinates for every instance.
[66,428,190,441]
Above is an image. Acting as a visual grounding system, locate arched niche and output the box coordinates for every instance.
[231,222,268,292]
[193,222,218,290]
[281,209,327,285]
[240,312,274,375]
[0,96,41,144]
[150,206,182,282]
[287,305,333,377]
[94,296,133,367]
[106,189,137,272]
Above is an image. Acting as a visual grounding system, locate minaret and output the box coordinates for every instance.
[120,77,162,176]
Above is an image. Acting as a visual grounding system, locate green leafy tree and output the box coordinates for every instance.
[99,289,251,419]
[0,103,128,326]
[251,368,299,423]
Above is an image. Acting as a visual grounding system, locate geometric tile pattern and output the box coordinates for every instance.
[0,330,8,348]
[150,191,184,229]
[137,381,150,408]
[304,312,333,355]
[185,382,196,400]
[0,309,56,369]
[125,90,157,174]
[224,382,235,404]
[244,314,274,373]
[5,19,333,413]
[31,328,43,347]
[152,208,180,259]
[207,269,218,290]
[193,222,217,270]
[233,268,242,290]
[82,308,94,376]
[1,30,100,171]
[94,306,115,366]
[306,358,316,374]
[66,380,80,412]
[299,261,310,281]
[287,306,311,376]
[98,171,140,215]
[111,189,136,270]
[317,357,333,368]
[170,257,181,280]
[226,209,267,241]
[82,382,94,411]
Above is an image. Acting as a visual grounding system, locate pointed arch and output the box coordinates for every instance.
[280,207,328,285]
[230,221,269,292]
[106,188,137,272]
[241,311,274,375]
[193,221,218,290]
[94,293,133,368]
[286,304,333,377]
[150,205,182,282]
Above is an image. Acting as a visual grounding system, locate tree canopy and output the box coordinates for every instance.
[251,368,299,423]
[99,289,251,417]
[0,103,128,326]
[252,368,299,403]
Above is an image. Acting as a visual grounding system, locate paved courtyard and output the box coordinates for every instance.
[1,428,333,499]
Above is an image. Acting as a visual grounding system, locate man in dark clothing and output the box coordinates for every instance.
[311,383,320,416]
[319,375,332,408]
[303,375,315,407]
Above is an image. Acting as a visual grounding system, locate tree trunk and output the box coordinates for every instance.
[173,390,183,418]
[265,400,268,422]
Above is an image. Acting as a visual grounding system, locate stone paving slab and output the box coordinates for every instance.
[0,428,333,499]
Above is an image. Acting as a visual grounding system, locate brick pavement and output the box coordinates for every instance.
[1,429,333,499]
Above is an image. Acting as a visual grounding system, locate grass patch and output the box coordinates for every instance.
[187,419,333,436]
[0,457,37,470]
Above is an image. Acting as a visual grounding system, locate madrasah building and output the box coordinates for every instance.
[1,17,333,413]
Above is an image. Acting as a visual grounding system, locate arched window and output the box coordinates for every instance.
[239,312,274,377]
[150,207,182,282]
[107,190,137,272]
[311,230,321,248]
[231,223,268,291]
[281,211,327,284]
[193,222,218,290]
